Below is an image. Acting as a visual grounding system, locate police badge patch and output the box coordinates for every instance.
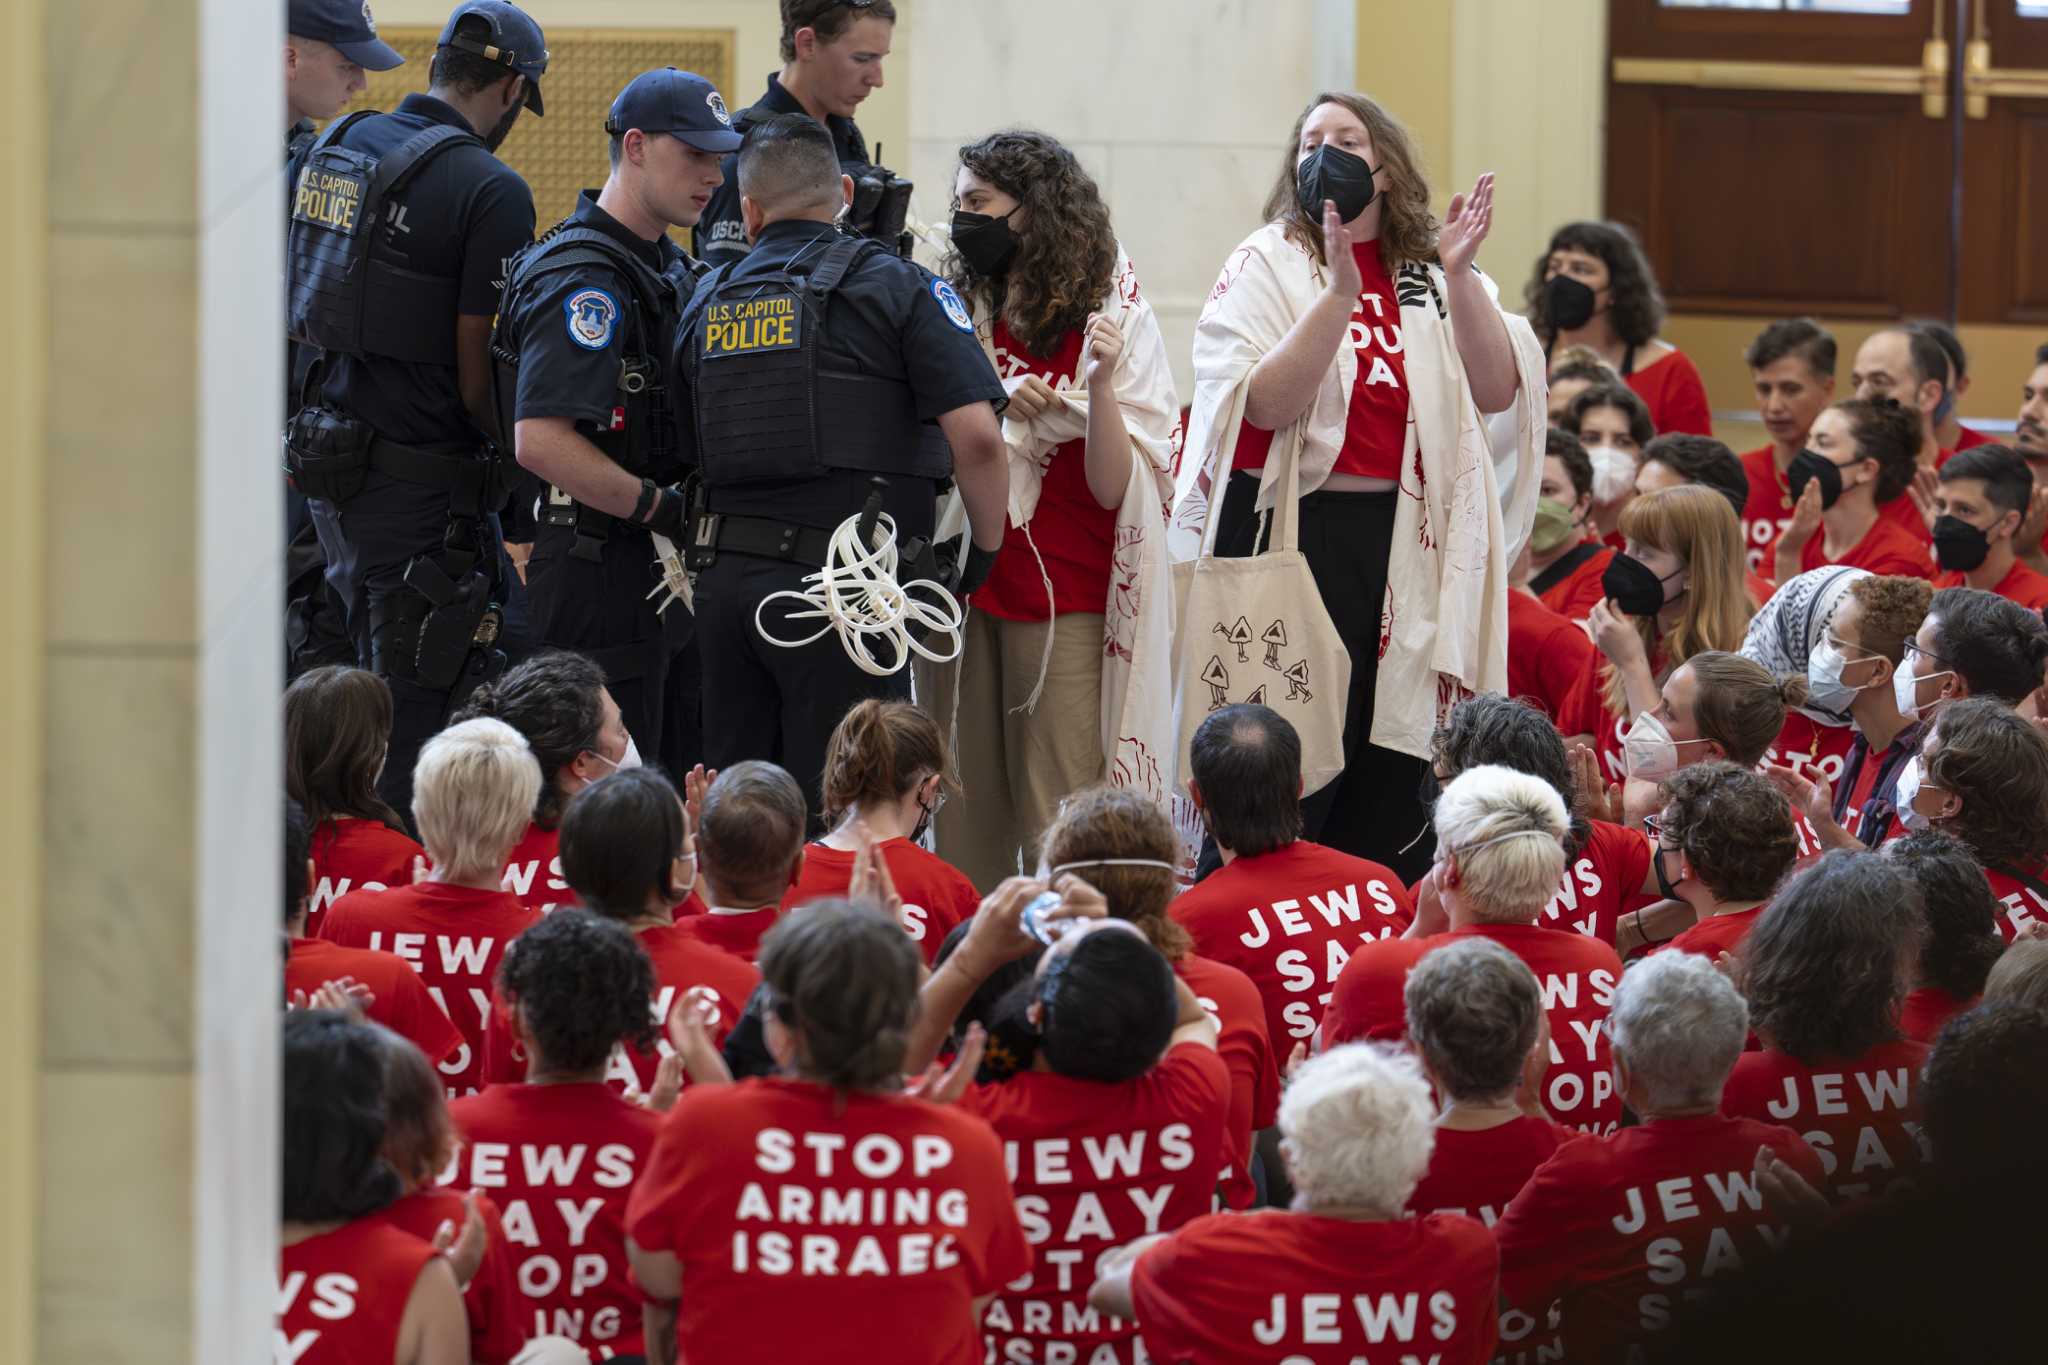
[565,287,619,350]
[708,91,731,126]
[931,279,974,333]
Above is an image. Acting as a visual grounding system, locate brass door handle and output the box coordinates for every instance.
[1611,57,1945,116]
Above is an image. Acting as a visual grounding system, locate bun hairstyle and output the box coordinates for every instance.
[819,700,953,828]
[281,1009,402,1223]
[1038,786,1190,960]
[452,650,608,830]
[285,666,408,833]
[1831,396,1924,503]
[1682,650,1809,769]
[758,900,921,1095]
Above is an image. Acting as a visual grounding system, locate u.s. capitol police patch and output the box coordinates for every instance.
[931,278,974,333]
[565,287,619,350]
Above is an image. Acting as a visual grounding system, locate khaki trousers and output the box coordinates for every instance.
[918,606,1106,892]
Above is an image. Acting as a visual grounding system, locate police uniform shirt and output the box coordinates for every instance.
[316,93,536,448]
[687,218,1005,541]
[692,74,868,267]
[510,190,687,465]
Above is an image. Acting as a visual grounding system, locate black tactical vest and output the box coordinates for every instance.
[680,235,952,489]
[285,111,481,364]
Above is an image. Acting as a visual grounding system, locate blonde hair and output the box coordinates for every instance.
[1278,1042,1436,1214]
[413,717,542,883]
[1432,764,1568,922]
[1260,92,1440,272]
[1602,484,1756,716]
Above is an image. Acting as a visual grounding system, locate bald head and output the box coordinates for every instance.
[738,113,849,234]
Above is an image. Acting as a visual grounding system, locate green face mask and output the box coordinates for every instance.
[1530,496,1577,553]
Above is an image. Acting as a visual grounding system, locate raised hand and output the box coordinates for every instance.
[1323,199,1362,300]
[1082,313,1125,391]
[1439,172,1496,276]
[431,1191,487,1291]
[906,1022,987,1105]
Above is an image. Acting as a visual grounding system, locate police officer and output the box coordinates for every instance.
[494,68,739,770]
[677,113,1009,821]
[286,0,546,816]
[693,0,912,266]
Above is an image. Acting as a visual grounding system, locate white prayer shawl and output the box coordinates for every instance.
[1177,221,1546,760]
[943,246,1183,805]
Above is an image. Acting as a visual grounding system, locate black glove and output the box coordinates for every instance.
[634,478,690,541]
[955,543,999,595]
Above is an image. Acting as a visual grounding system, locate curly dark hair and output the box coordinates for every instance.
[1431,693,1589,860]
[1259,92,1441,272]
[1657,762,1798,902]
[759,900,921,1093]
[1883,831,2004,1002]
[1524,220,1667,347]
[942,129,1117,358]
[1741,851,1922,1065]
[495,910,658,1073]
[1922,1002,2048,1177]
[453,650,607,830]
[1829,396,1924,504]
[1925,698,2048,870]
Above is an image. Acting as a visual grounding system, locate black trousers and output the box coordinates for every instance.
[1212,471,1436,884]
[694,551,910,828]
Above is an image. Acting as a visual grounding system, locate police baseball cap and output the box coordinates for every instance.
[438,1,550,114]
[289,0,405,71]
[605,68,744,153]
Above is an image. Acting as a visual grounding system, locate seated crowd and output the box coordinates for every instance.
[279,305,2048,1360]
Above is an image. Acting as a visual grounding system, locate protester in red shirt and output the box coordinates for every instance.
[1640,764,1799,960]
[1494,951,1822,1362]
[1528,427,1614,621]
[1327,766,1625,1133]
[279,1010,468,1365]
[629,902,1033,1365]
[1631,432,1777,605]
[1775,397,1934,583]
[1904,698,2048,940]
[1882,832,2002,1042]
[686,760,808,961]
[1738,319,1838,575]
[455,650,636,915]
[1852,325,1957,479]
[1172,704,1413,1053]
[448,911,664,1360]
[786,700,978,961]
[321,718,543,1097]
[1091,1042,1500,1365]
[1565,380,1656,549]
[1926,444,2048,607]
[285,799,462,1067]
[370,1026,524,1365]
[1044,785,1278,1211]
[1526,219,1712,435]
[1722,851,1930,1201]
[287,665,425,934]
[1509,575,1597,723]
[934,130,1181,892]
[1742,565,1868,796]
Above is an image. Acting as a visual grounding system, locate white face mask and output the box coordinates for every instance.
[1894,754,1932,831]
[591,734,642,773]
[1588,445,1639,505]
[1804,637,1863,724]
[1623,711,1709,781]
[1892,655,1951,721]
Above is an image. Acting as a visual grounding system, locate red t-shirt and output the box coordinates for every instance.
[1407,1116,1574,1227]
[1764,711,1859,792]
[1494,1116,1824,1363]
[1538,820,1652,947]
[975,320,1114,621]
[1534,540,1615,623]
[446,1082,664,1359]
[784,838,979,964]
[501,822,575,915]
[1175,955,1280,1211]
[306,817,423,936]
[1658,905,1765,961]
[962,1043,1230,1365]
[1739,445,1795,577]
[1325,924,1624,1133]
[682,905,781,962]
[1800,512,1933,578]
[1953,424,1994,451]
[1170,840,1414,1051]
[1899,986,1972,1044]
[1719,1039,1930,1202]
[374,1187,524,1364]
[1933,558,2048,610]
[625,1077,1031,1365]
[286,937,464,1066]
[1235,239,1407,480]
[1130,1210,1500,1365]
[1507,587,1598,721]
[1840,730,1913,842]
[1982,860,2048,941]
[1625,348,1712,436]
[1879,490,1936,545]
[318,881,539,1097]
[277,1217,439,1365]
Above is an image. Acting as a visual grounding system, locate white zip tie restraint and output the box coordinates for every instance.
[754,510,965,677]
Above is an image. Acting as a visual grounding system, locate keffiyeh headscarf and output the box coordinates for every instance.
[1740,566,1869,722]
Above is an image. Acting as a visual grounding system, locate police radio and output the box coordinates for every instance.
[847,146,915,258]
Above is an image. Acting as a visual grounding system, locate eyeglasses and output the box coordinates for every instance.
[1641,813,1680,853]
[1903,640,1954,672]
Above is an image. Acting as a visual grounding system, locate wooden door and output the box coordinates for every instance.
[1959,1,2048,323]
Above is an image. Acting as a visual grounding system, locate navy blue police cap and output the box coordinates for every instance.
[289,0,405,71]
[438,0,550,114]
[605,68,744,153]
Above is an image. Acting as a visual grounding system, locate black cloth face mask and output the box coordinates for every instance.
[1653,842,1682,902]
[1544,274,1597,331]
[951,208,1020,276]
[1604,552,1682,617]
[1295,144,1378,224]
[1932,515,1993,572]
[1786,449,1849,509]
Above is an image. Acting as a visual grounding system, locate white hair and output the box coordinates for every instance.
[413,717,542,882]
[1277,1042,1436,1214]
[1431,764,1569,922]
[1608,951,1749,1113]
